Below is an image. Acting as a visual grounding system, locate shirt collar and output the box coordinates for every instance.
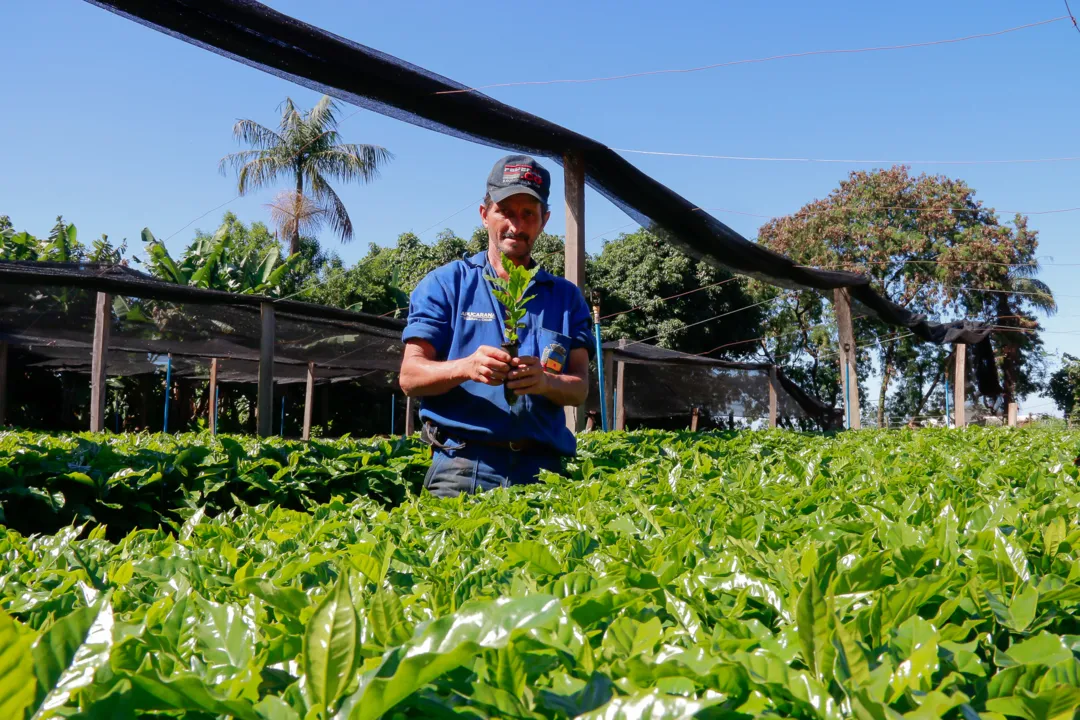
[465,250,555,285]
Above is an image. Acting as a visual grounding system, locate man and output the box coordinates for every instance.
[399,154,592,497]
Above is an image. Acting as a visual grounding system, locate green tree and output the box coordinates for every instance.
[590,229,762,356]
[757,165,1054,426]
[1048,354,1080,422]
[219,95,392,255]
[139,220,296,296]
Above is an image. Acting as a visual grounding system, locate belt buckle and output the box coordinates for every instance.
[508,440,524,452]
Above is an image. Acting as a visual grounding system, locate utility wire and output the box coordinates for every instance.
[695,204,1080,218]
[437,16,1067,94]
[621,296,784,349]
[617,147,1080,166]
[1066,0,1080,34]
[599,278,738,320]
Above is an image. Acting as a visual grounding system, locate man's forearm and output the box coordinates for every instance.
[538,372,588,407]
[400,357,466,397]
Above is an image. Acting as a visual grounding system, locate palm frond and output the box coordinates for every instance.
[266,190,328,241]
[310,144,393,185]
[235,155,292,195]
[217,149,266,177]
[232,119,282,151]
[309,176,353,243]
[278,97,303,136]
[307,95,341,134]
[1012,277,1057,314]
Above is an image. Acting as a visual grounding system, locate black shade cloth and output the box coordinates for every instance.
[601,341,842,429]
[0,262,406,376]
[83,0,991,347]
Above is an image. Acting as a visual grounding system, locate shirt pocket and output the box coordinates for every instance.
[536,328,572,374]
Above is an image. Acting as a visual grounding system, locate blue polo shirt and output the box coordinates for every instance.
[402,251,593,455]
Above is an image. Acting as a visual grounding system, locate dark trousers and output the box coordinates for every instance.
[423,443,563,498]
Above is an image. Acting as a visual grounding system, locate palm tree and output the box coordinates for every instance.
[219,96,392,255]
[992,262,1056,409]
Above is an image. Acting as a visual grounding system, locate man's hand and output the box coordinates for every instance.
[505,356,551,396]
[458,345,512,385]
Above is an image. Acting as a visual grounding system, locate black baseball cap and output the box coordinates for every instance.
[486,154,550,206]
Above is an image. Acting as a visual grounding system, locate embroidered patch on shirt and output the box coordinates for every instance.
[462,311,495,321]
[541,341,567,372]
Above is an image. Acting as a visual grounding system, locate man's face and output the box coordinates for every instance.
[481,194,551,263]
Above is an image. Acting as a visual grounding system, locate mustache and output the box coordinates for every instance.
[501,231,530,241]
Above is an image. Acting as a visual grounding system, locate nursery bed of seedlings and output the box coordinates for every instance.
[2,427,1080,719]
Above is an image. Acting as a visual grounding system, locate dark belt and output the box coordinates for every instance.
[421,421,548,453]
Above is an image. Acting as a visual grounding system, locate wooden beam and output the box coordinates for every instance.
[1007,402,1017,427]
[208,358,219,435]
[954,343,966,428]
[614,339,627,431]
[258,302,275,437]
[564,151,586,435]
[0,341,7,427]
[90,292,111,432]
[833,288,860,429]
[690,406,699,431]
[404,395,415,436]
[303,361,315,441]
[563,151,586,289]
[768,365,779,429]
[602,348,615,432]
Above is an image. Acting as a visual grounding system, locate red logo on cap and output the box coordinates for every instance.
[503,164,543,186]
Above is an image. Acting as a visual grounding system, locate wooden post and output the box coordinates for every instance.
[564,151,587,434]
[1007,402,1017,427]
[258,302,275,437]
[690,406,699,431]
[0,341,7,427]
[208,358,219,435]
[90,292,111,432]
[768,365,779,429]
[302,362,315,441]
[833,288,860,429]
[602,348,615,432]
[614,339,627,431]
[954,343,966,428]
[404,396,415,436]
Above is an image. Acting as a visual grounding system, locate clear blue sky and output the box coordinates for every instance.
[3,0,1078,416]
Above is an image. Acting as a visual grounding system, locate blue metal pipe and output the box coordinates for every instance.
[944,376,951,428]
[163,354,172,433]
[844,360,851,430]
[594,321,608,432]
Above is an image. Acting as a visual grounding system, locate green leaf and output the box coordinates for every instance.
[491,644,526,699]
[603,615,662,659]
[1009,584,1039,633]
[507,541,562,575]
[577,689,724,719]
[1044,516,1067,558]
[832,617,871,689]
[126,670,260,720]
[303,573,360,712]
[1003,632,1073,667]
[31,599,114,717]
[195,595,256,675]
[797,572,832,682]
[987,686,1080,720]
[336,594,564,720]
[254,694,302,720]
[369,588,411,648]
[236,578,310,617]
[0,607,36,720]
